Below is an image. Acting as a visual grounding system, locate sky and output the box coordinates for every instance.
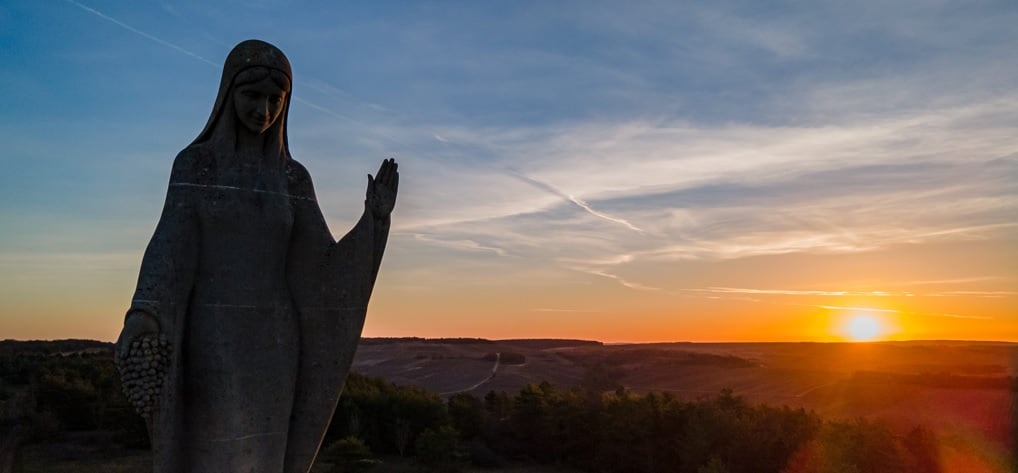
[1,0,1016,343]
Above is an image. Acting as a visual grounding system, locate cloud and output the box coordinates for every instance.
[935,291,1018,298]
[923,312,994,320]
[696,7,810,59]
[818,306,900,313]
[902,277,1007,286]
[505,169,645,234]
[581,269,661,292]
[398,232,510,257]
[688,287,855,297]
[383,96,1017,270]
[65,0,217,66]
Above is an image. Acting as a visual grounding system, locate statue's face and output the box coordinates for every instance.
[232,78,287,134]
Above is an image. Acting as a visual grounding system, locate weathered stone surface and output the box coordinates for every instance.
[115,39,397,473]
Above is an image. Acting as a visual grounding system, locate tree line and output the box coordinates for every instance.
[2,341,1016,472]
[328,375,960,473]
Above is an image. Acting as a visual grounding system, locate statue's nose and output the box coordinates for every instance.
[253,101,269,120]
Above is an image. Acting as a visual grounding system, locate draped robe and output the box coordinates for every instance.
[123,40,389,473]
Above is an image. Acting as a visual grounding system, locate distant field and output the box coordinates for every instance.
[352,338,1018,450]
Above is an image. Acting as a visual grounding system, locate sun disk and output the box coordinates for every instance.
[845,315,883,341]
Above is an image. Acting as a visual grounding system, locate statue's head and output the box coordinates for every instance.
[231,66,291,135]
[191,40,294,155]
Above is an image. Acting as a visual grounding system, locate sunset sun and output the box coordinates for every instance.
[845,315,884,342]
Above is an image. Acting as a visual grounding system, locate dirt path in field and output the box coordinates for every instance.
[441,352,500,396]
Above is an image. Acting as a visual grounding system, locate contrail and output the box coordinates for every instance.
[506,169,645,233]
[567,194,645,233]
[64,0,377,130]
[291,96,367,125]
[64,0,218,67]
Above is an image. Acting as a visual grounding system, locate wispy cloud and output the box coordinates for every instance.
[65,0,217,66]
[582,269,661,292]
[398,232,510,257]
[936,291,1018,298]
[924,312,994,320]
[392,106,1017,266]
[902,277,1007,286]
[688,287,855,297]
[818,306,900,313]
[817,306,997,321]
[505,169,645,233]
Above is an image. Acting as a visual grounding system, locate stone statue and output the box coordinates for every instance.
[114,39,398,472]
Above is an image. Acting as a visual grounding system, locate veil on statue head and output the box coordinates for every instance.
[190,39,294,157]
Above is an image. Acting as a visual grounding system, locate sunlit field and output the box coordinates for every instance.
[351,338,1018,471]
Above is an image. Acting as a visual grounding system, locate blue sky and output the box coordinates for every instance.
[1,0,1016,341]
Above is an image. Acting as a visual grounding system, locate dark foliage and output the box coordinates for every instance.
[0,345,149,448]
[1,341,961,473]
[415,426,465,472]
[319,436,377,473]
[465,384,941,473]
[329,372,448,457]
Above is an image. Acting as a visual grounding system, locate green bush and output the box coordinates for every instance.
[414,426,463,472]
[320,436,377,473]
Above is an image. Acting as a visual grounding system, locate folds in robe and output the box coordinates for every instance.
[121,39,391,473]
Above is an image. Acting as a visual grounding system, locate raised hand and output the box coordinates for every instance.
[366,158,399,218]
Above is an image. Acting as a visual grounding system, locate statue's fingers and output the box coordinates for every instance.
[384,161,398,187]
[391,170,399,194]
[385,158,395,179]
[379,164,391,187]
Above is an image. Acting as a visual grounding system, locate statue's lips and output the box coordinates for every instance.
[246,115,271,129]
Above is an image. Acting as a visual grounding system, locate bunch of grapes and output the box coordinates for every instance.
[116,334,171,419]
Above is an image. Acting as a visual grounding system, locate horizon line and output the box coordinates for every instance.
[5,336,1017,345]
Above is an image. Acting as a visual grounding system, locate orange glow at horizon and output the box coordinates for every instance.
[2,238,1015,343]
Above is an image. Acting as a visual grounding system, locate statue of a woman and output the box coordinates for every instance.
[115,39,397,473]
